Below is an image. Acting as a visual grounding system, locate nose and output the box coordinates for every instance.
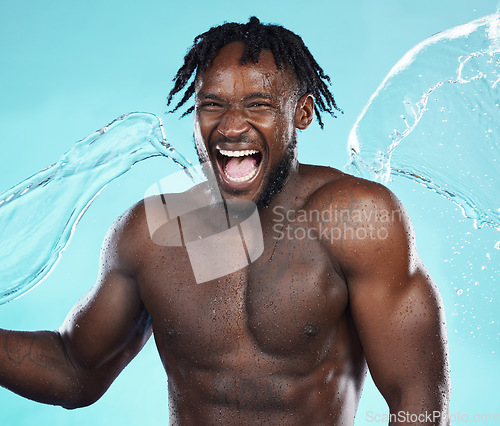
[217,107,251,139]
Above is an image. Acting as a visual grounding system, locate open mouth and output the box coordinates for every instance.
[216,148,263,184]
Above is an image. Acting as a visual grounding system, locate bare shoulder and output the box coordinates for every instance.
[301,164,402,212]
[301,165,417,275]
[101,198,155,277]
[299,165,406,222]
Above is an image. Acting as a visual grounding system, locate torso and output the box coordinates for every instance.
[131,164,367,425]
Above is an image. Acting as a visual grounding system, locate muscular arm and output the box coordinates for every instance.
[0,206,151,408]
[321,181,450,424]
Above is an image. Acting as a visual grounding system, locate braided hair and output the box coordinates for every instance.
[167,16,341,129]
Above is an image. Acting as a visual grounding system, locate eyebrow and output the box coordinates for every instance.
[196,92,224,101]
[244,92,274,101]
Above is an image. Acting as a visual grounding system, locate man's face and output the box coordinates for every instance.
[193,42,310,207]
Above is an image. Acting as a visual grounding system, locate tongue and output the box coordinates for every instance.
[225,156,257,179]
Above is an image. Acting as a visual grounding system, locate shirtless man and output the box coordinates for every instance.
[0,17,450,425]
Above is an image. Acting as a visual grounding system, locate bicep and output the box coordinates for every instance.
[58,216,151,392]
[349,262,448,407]
[59,269,151,370]
[331,185,449,410]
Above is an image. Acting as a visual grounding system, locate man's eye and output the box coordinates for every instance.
[248,102,272,108]
[200,102,223,109]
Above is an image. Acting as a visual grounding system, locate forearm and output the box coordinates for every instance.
[388,383,450,425]
[0,328,84,408]
[389,405,450,425]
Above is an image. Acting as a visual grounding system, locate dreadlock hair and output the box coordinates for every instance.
[167,16,341,129]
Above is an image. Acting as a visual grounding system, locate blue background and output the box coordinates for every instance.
[0,0,498,424]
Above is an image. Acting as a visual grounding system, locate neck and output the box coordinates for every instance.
[256,144,299,209]
[261,160,301,213]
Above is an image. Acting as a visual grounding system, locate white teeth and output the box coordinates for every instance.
[224,167,258,182]
[219,149,259,157]
[217,148,260,183]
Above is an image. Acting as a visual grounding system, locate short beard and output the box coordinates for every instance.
[256,135,297,210]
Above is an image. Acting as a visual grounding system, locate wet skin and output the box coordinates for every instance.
[0,43,450,425]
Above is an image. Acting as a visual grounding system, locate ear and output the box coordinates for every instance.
[294,94,314,130]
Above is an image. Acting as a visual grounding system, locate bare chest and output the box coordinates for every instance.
[138,226,348,369]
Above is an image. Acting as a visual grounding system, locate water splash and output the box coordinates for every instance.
[3,15,500,305]
[347,14,500,228]
[0,112,193,304]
